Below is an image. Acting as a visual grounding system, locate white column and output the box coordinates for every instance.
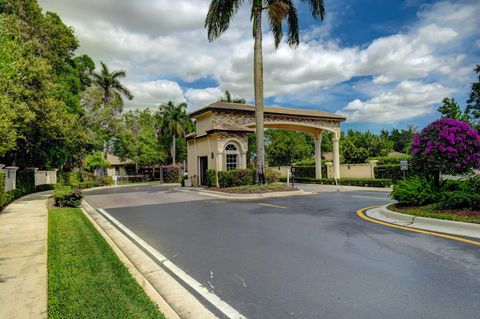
[4,166,19,191]
[314,130,323,179]
[216,152,223,187]
[332,137,341,179]
[240,153,247,169]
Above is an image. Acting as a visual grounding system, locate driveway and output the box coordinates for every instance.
[85,184,480,319]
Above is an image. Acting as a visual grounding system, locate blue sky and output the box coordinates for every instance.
[39,0,479,133]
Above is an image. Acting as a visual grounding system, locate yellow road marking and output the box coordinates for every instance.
[258,203,287,209]
[357,206,480,246]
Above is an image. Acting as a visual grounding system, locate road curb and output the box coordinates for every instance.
[176,187,314,200]
[81,201,219,319]
[366,204,480,239]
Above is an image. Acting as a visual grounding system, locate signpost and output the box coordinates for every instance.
[400,160,408,179]
[290,165,296,188]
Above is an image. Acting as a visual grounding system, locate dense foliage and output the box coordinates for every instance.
[265,130,314,166]
[206,168,281,188]
[281,177,393,188]
[437,65,480,131]
[391,177,437,206]
[411,119,480,183]
[341,129,393,163]
[392,176,480,210]
[54,186,84,207]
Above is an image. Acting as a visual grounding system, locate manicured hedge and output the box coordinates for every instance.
[206,168,282,188]
[281,176,393,188]
[369,155,411,165]
[53,186,84,208]
[0,171,56,210]
[293,165,328,178]
[374,164,412,181]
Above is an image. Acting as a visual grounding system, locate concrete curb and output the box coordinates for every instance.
[366,204,480,239]
[176,187,314,200]
[81,201,218,319]
[80,183,181,193]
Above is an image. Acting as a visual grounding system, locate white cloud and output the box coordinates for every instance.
[38,0,479,122]
[184,87,223,109]
[126,80,185,108]
[338,81,453,123]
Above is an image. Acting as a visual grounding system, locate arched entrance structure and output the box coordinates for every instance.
[186,102,346,186]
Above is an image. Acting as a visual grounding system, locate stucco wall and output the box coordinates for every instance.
[195,113,212,135]
[327,163,375,179]
[34,170,57,186]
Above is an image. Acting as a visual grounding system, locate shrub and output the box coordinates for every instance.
[58,171,83,185]
[206,169,281,188]
[438,191,480,210]
[411,119,480,184]
[162,165,181,183]
[95,176,113,186]
[54,186,84,207]
[206,169,218,187]
[266,168,282,183]
[218,169,255,188]
[283,177,392,188]
[391,176,437,206]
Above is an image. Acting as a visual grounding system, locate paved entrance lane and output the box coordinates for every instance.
[85,186,480,319]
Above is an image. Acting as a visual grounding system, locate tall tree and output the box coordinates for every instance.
[466,64,480,130]
[341,129,393,164]
[91,61,133,108]
[158,101,192,165]
[437,97,468,121]
[219,90,246,104]
[205,0,325,183]
[0,0,90,168]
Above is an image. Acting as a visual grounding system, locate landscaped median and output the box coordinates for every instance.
[209,183,297,194]
[280,176,393,188]
[48,207,166,319]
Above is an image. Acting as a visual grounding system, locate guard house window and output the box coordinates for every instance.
[225,143,239,170]
[114,167,120,176]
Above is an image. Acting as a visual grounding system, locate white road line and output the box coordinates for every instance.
[98,208,247,319]
[352,195,389,200]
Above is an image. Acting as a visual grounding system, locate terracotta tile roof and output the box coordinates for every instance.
[106,153,134,165]
[189,102,346,121]
[207,123,255,133]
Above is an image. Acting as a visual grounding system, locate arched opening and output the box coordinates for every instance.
[225,143,239,170]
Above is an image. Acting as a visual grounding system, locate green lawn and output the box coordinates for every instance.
[48,208,165,319]
[388,204,480,224]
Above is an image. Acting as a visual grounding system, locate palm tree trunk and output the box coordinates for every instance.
[254,5,266,184]
[172,133,176,165]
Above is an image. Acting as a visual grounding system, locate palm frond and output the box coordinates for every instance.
[301,0,325,19]
[111,70,127,79]
[205,0,244,42]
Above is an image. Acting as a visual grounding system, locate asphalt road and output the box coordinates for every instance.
[85,185,480,319]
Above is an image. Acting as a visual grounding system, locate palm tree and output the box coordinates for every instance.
[158,101,191,165]
[91,61,134,107]
[205,0,325,183]
[219,90,246,104]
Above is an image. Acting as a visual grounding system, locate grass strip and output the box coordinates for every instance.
[388,204,480,224]
[48,208,165,319]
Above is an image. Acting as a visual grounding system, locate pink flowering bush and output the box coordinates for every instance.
[411,119,480,180]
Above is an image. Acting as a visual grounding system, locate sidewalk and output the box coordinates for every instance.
[0,192,50,319]
[366,204,480,240]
